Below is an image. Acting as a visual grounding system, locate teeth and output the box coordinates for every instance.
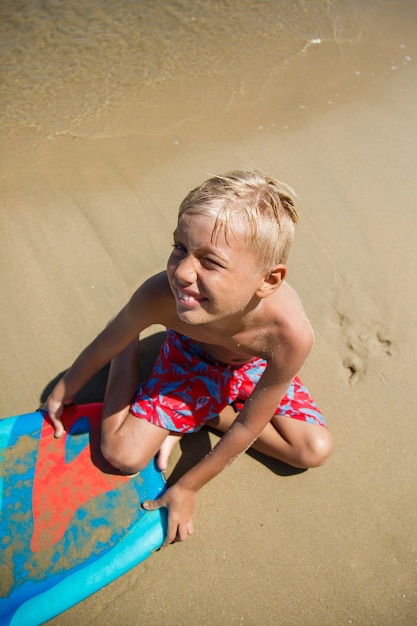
[178,291,198,302]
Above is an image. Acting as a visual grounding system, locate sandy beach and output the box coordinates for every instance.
[1,1,417,623]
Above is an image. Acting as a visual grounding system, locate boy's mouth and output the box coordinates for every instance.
[176,289,205,305]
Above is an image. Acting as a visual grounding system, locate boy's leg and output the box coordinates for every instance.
[100,339,170,474]
[157,433,183,472]
[209,406,332,469]
[102,412,170,475]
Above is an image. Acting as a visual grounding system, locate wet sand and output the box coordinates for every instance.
[1,1,417,623]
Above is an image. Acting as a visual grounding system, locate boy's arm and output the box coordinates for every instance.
[146,324,313,545]
[45,272,170,436]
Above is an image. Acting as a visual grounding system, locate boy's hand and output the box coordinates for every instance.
[142,483,196,547]
[43,395,72,439]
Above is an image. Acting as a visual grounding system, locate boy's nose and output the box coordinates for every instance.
[174,255,198,285]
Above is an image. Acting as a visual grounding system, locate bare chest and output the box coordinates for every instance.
[164,317,271,365]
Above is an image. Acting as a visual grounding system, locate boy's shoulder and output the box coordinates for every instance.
[275,281,309,319]
[134,270,172,302]
[259,281,314,358]
[141,270,170,289]
[128,271,175,324]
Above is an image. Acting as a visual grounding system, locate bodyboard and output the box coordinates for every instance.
[0,403,167,625]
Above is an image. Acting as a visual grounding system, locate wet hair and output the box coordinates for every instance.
[178,170,299,270]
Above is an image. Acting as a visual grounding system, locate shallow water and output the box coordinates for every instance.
[1,0,415,139]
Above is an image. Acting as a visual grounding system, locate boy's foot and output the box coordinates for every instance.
[157,433,183,471]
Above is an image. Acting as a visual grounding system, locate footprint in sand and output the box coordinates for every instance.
[337,313,393,384]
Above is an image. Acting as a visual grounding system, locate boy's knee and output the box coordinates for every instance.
[101,439,148,475]
[304,428,333,468]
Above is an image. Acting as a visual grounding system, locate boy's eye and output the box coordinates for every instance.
[172,243,186,254]
[201,257,221,269]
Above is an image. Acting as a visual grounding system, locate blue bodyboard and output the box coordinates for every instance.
[0,403,167,625]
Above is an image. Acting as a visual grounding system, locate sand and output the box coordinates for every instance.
[1,1,417,623]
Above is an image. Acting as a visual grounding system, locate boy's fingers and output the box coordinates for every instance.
[53,425,66,438]
[49,416,66,438]
[141,499,161,511]
[44,411,66,438]
[141,499,175,547]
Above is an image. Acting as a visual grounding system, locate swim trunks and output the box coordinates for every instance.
[130,330,326,433]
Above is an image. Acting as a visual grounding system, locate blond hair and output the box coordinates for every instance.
[178,170,299,270]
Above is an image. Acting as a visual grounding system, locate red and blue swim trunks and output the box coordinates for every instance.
[130,329,326,433]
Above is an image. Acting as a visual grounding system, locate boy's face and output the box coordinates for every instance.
[167,212,266,326]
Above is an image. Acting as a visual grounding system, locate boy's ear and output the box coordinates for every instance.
[256,265,287,298]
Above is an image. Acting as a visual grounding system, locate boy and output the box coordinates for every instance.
[45,170,332,546]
